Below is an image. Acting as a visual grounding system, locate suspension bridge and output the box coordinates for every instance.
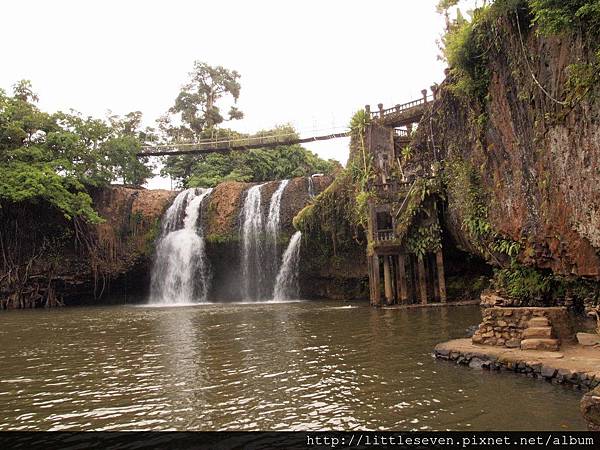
[136,90,435,158]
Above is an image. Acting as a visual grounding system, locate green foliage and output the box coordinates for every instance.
[293,170,364,257]
[530,0,600,36]
[530,1,600,103]
[406,222,443,257]
[168,61,243,140]
[445,158,520,260]
[354,190,375,229]
[440,6,492,100]
[401,145,413,162]
[163,125,338,188]
[494,263,551,300]
[0,81,153,223]
[492,263,600,305]
[395,177,444,239]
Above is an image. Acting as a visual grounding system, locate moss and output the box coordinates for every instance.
[444,157,521,262]
[406,222,442,257]
[492,262,600,307]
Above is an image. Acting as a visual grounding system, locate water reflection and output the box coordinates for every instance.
[0,303,586,431]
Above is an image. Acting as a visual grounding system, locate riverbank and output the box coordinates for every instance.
[433,339,600,392]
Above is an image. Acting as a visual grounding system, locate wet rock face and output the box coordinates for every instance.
[201,176,336,300]
[581,386,600,431]
[0,185,176,307]
[415,15,600,278]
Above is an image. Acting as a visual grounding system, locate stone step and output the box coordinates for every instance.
[520,338,560,352]
[528,317,550,328]
[522,326,553,339]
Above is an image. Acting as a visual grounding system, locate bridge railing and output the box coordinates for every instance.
[366,89,434,120]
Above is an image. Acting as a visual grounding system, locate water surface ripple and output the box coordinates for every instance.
[0,303,585,430]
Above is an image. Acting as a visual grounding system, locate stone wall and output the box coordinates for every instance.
[472,307,574,348]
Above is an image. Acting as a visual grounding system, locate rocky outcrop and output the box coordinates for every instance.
[0,185,175,308]
[413,11,600,278]
[201,176,335,300]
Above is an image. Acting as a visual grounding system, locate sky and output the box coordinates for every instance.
[1,0,454,189]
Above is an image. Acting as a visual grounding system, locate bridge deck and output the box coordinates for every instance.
[137,131,350,157]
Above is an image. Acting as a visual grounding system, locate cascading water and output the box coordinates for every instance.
[266,179,289,243]
[240,179,291,300]
[240,183,266,300]
[265,179,289,279]
[307,175,316,198]
[150,188,213,304]
[272,231,302,301]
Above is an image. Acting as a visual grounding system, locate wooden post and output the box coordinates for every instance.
[436,250,447,303]
[417,254,427,304]
[383,256,393,305]
[367,255,374,305]
[372,254,381,306]
[431,254,440,303]
[396,254,408,304]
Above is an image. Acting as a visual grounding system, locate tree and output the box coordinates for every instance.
[169,61,243,140]
[0,81,154,223]
[178,125,340,188]
[160,62,245,184]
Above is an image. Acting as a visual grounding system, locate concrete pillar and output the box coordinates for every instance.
[421,89,428,103]
[365,104,370,115]
[417,254,427,304]
[378,103,384,118]
[431,84,439,101]
[383,256,393,305]
[436,250,447,303]
[372,254,381,306]
[396,254,408,304]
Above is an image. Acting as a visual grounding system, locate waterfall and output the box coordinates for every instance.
[265,179,289,279]
[266,179,289,243]
[150,188,213,304]
[241,183,266,300]
[272,231,302,301]
[240,180,290,300]
[307,175,316,198]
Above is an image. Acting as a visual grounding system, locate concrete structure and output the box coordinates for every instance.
[364,92,446,307]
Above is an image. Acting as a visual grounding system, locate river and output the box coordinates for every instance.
[0,302,585,430]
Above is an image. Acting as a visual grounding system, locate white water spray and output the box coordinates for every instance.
[272,231,302,301]
[150,188,213,304]
[241,183,266,300]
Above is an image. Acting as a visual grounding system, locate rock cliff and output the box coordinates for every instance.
[413,9,600,279]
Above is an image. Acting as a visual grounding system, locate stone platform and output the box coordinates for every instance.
[434,338,600,391]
